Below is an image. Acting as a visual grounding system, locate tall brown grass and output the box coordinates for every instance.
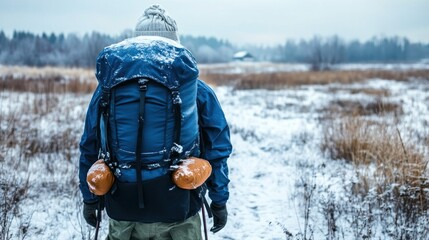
[0,66,97,93]
[322,117,426,169]
[2,66,428,92]
[1,66,87,238]
[200,69,429,89]
[324,99,403,116]
[321,114,429,237]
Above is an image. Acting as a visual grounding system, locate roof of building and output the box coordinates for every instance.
[233,51,253,59]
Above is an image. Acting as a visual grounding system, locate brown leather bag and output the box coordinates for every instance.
[86,159,115,196]
[172,157,212,190]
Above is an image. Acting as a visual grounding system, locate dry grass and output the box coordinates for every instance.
[319,74,429,237]
[322,117,425,166]
[1,69,84,238]
[200,69,429,89]
[0,66,97,93]
[325,99,403,116]
[349,88,390,96]
[0,172,30,240]
[322,116,429,215]
[327,87,391,97]
[2,66,428,92]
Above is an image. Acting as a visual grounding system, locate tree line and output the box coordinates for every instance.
[0,30,428,68]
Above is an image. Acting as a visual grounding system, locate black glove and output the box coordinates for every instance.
[83,202,98,228]
[210,203,228,233]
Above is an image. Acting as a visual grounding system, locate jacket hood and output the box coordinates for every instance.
[95,36,199,89]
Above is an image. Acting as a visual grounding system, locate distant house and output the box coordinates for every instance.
[232,51,254,62]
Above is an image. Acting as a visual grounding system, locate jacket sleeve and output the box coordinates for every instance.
[79,85,101,203]
[197,80,232,206]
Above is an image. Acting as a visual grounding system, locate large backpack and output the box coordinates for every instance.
[95,36,202,223]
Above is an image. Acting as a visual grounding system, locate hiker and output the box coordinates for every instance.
[78,4,232,240]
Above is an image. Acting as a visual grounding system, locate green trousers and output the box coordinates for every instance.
[106,213,202,240]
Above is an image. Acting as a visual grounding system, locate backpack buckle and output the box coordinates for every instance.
[100,87,110,113]
[138,79,149,91]
[171,142,183,155]
[172,91,182,105]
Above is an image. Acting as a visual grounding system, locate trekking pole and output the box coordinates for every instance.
[94,219,100,240]
[94,201,102,240]
[201,204,209,240]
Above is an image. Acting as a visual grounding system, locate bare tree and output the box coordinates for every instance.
[308,36,345,71]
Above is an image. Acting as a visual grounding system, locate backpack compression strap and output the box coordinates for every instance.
[134,80,182,208]
[136,78,149,209]
[169,89,183,166]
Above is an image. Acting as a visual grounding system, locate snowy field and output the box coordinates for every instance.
[1,65,429,239]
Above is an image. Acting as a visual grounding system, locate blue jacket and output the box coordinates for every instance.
[79,39,232,206]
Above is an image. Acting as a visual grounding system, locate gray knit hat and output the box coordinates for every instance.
[134,4,179,42]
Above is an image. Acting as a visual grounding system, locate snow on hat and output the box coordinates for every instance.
[134,4,180,42]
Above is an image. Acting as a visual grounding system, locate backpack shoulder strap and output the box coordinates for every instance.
[98,86,110,161]
[98,85,121,176]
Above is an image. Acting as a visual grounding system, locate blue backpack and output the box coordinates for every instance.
[95,37,202,223]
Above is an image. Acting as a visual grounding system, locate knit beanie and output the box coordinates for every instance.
[134,4,179,42]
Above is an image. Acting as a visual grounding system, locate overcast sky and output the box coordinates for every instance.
[1,0,428,46]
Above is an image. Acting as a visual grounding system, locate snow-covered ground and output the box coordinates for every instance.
[216,78,429,239]
[1,74,429,239]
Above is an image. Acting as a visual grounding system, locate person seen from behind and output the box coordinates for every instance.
[78,4,232,240]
